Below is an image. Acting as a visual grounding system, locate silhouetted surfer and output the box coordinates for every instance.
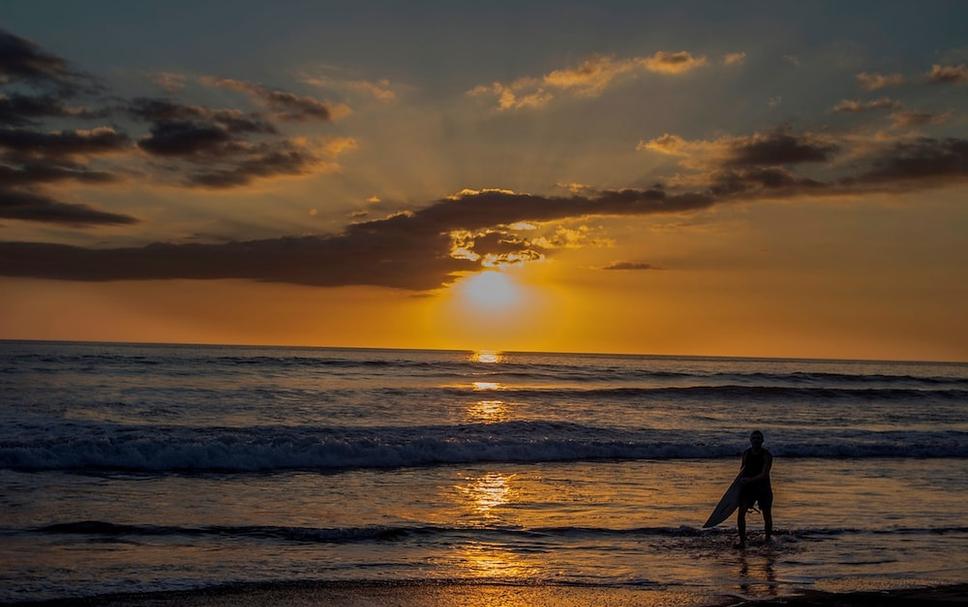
[737,430,773,548]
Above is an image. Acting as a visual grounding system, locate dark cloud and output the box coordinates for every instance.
[926,64,968,84]
[126,97,327,188]
[0,160,116,187]
[709,167,823,197]
[0,189,136,226]
[186,142,319,188]
[126,98,276,134]
[203,77,333,121]
[0,125,130,224]
[0,31,128,226]
[726,132,838,166]
[0,29,81,88]
[3,132,968,288]
[137,120,236,156]
[0,28,340,203]
[0,187,714,288]
[0,93,105,126]
[602,261,658,270]
[0,126,130,157]
[852,138,968,185]
[0,231,465,289]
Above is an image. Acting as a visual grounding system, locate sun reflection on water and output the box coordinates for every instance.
[454,541,541,580]
[471,350,505,364]
[471,381,502,391]
[452,472,540,580]
[467,399,509,423]
[457,472,514,517]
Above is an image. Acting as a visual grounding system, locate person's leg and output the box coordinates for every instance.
[737,507,748,548]
[758,489,773,542]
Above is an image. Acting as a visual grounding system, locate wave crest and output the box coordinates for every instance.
[2,422,965,472]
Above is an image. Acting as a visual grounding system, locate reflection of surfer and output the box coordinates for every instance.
[737,430,773,548]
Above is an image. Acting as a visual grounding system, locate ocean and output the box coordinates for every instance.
[1,341,966,604]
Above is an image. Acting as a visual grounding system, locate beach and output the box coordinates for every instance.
[1,342,966,604]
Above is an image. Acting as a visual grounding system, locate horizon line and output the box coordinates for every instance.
[2,337,966,366]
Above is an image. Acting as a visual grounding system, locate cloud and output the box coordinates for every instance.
[137,120,237,157]
[3,134,967,287]
[639,129,838,168]
[0,26,359,227]
[302,74,397,102]
[127,98,276,135]
[856,72,905,91]
[200,76,337,121]
[468,50,708,110]
[126,97,348,188]
[640,51,708,74]
[185,140,325,188]
[889,110,951,129]
[0,30,132,227]
[0,187,713,288]
[0,93,104,126]
[726,131,838,166]
[601,261,658,270]
[0,126,130,157]
[467,81,553,111]
[851,137,968,185]
[723,52,746,66]
[0,188,137,226]
[926,64,968,84]
[0,28,88,89]
[152,71,187,92]
[0,161,116,187]
[0,124,132,225]
[637,133,692,156]
[832,97,901,113]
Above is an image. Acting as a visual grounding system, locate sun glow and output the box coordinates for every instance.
[457,271,521,310]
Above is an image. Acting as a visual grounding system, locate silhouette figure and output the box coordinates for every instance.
[736,430,773,548]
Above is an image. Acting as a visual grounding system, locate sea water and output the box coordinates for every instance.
[1,341,966,602]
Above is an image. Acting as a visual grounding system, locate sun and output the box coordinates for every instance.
[458,271,521,310]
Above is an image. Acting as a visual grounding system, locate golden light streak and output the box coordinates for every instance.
[467,399,509,423]
[471,350,504,364]
[472,381,501,391]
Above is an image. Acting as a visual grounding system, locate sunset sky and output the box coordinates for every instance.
[1,1,966,360]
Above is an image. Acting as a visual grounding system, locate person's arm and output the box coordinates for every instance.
[739,450,748,473]
[746,451,773,483]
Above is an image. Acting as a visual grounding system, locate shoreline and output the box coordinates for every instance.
[4,581,966,607]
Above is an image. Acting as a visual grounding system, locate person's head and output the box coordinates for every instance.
[749,430,764,449]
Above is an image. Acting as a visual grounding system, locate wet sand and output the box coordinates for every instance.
[4,582,966,607]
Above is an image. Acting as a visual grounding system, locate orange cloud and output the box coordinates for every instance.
[468,50,708,111]
[856,71,905,91]
[927,64,968,84]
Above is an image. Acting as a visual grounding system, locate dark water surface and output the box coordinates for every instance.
[1,341,966,602]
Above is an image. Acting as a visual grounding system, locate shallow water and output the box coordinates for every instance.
[1,341,966,602]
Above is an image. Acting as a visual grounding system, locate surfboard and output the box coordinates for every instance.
[703,471,744,528]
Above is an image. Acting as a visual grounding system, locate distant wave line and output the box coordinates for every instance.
[22,520,968,543]
[2,421,965,472]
